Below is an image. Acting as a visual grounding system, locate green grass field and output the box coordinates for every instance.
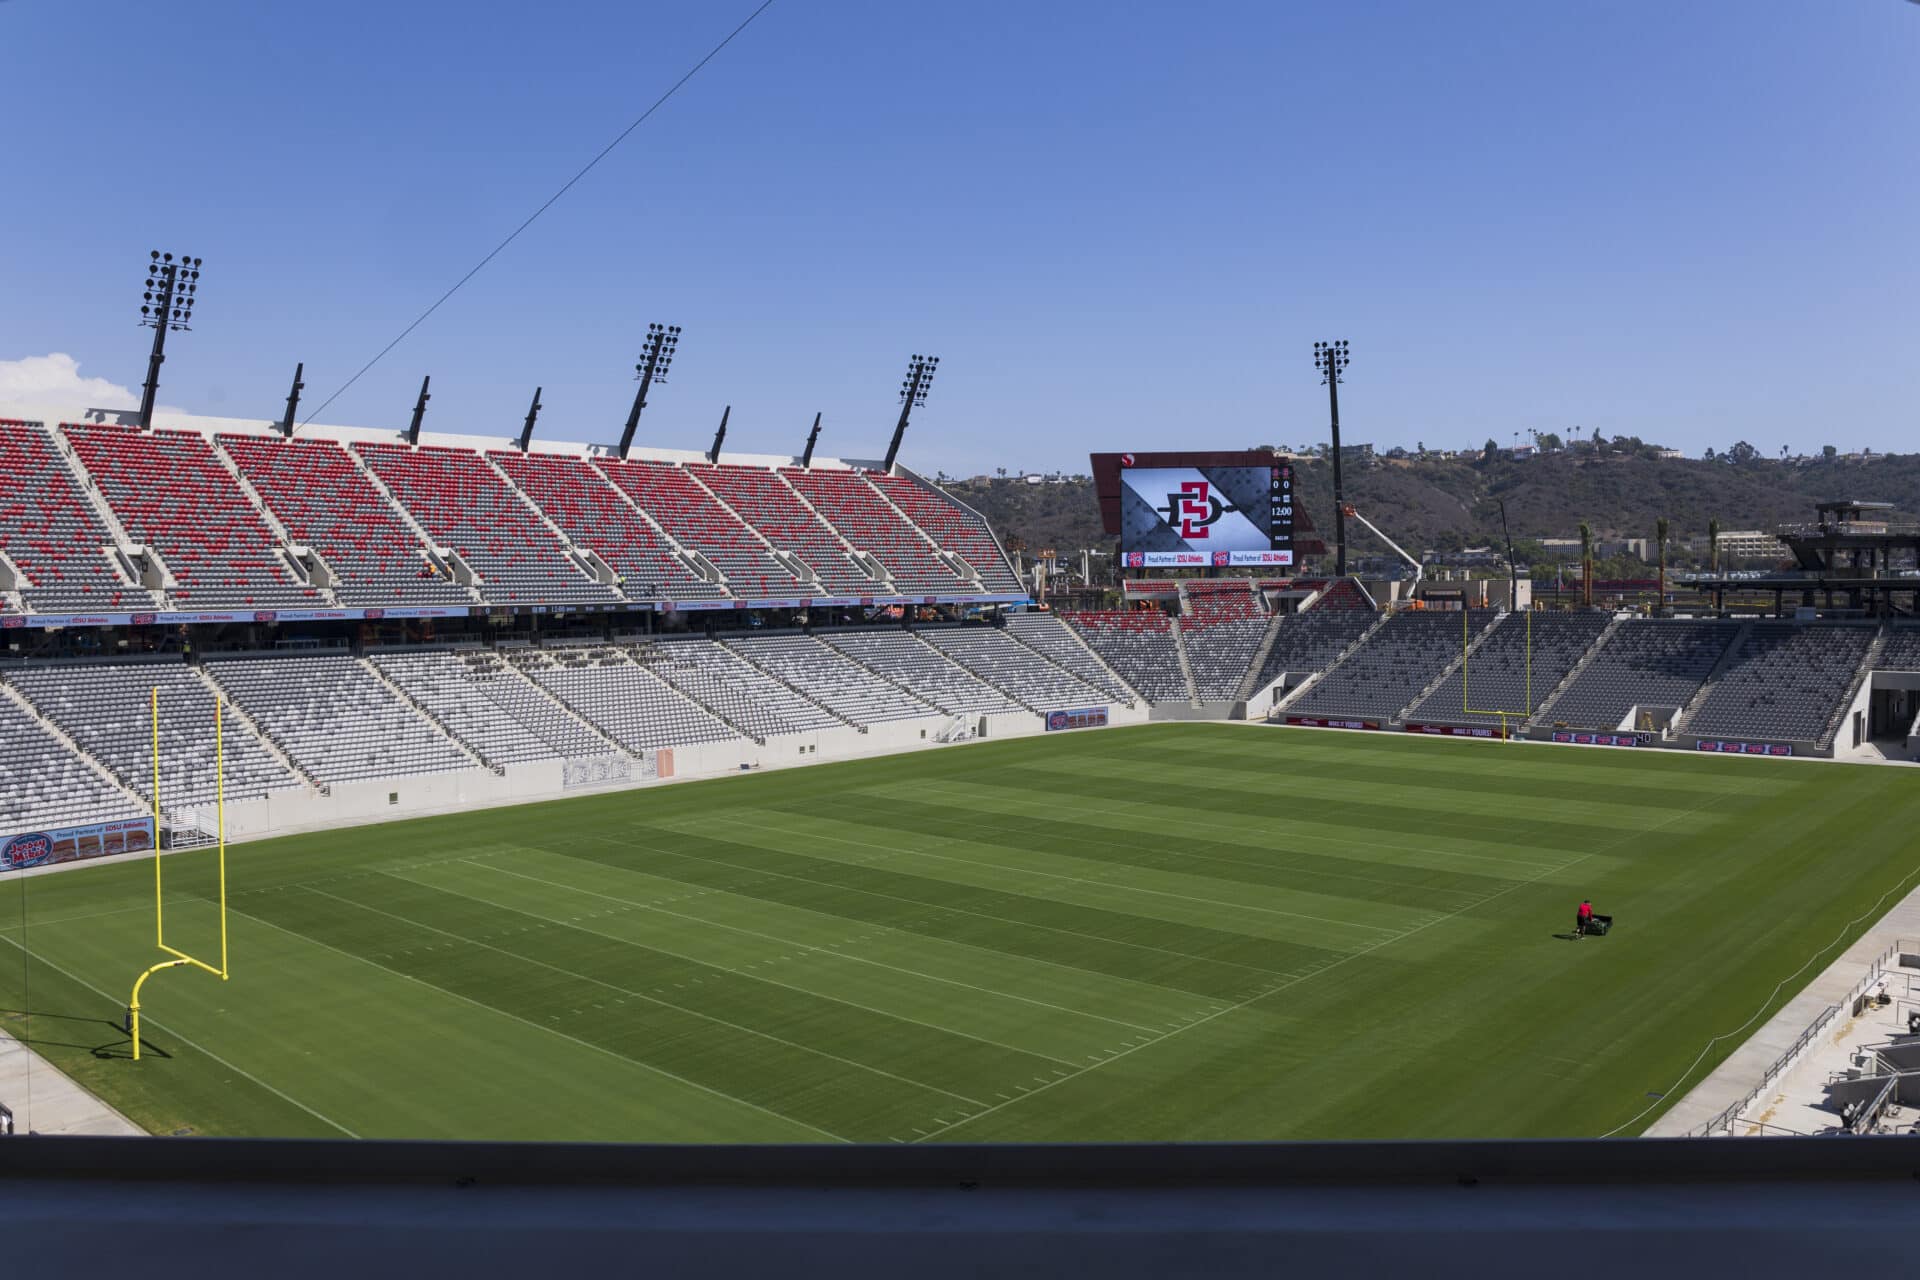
[2,724,1916,1142]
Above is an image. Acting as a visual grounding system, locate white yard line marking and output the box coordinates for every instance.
[223,900,849,1143]
[0,932,360,1139]
[303,885,987,1109]
[430,867,1098,1066]
[708,814,1407,939]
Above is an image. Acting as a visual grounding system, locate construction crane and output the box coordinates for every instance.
[1340,503,1424,585]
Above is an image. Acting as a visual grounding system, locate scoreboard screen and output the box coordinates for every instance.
[1117,461,1294,568]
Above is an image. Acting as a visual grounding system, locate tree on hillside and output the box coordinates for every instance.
[1823,444,1838,460]
[1538,431,1563,452]
[1579,521,1594,608]
[1655,516,1670,615]
[1481,438,1500,464]
[1708,515,1721,574]
[1728,440,1760,465]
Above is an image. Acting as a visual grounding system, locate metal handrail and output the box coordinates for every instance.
[1694,939,1918,1136]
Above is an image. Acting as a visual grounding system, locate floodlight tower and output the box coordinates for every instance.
[1313,340,1351,576]
[619,323,681,460]
[137,251,203,430]
[882,354,939,472]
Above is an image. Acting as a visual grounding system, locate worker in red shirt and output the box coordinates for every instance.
[1575,899,1594,940]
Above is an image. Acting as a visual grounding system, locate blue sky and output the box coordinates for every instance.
[2,0,1915,475]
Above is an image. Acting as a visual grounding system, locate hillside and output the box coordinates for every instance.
[942,453,1920,566]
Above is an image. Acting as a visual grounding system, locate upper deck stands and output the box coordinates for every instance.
[594,458,806,599]
[218,434,469,606]
[0,419,150,613]
[488,451,723,602]
[691,464,875,595]
[781,468,967,595]
[354,442,619,607]
[864,473,1022,593]
[63,424,315,608]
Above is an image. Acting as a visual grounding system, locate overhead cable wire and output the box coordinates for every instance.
[299,0,779,429]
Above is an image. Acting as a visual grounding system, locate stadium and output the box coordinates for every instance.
[2,396,1918,1153]
[5,2,1920,1270]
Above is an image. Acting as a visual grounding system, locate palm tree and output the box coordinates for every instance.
[1655,516,1670,615]
[1578,521,1593,608]
[1708,516,1721,574]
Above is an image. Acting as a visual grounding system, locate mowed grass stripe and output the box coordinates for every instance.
[639,819,1347,981]
[391,857,1097,1069]
[227,883,907,1140]
[478,847,1208,1031]
[701,810,1411,947]
[298,876,1026,1126]
[997,763,1717,851]
[569,827,1292,1000]
[822,791,1520,910]
[1097,727,1783,804]
[899,774,1587,875]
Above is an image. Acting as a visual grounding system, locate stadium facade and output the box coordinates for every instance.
[2,410,1916,872]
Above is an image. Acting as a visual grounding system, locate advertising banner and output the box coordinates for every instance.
[1044,706,1110,732]
[1285,716,1380,730]
[1405,722,1504,739]
[1,818,155,872]
[1551,731,1647,748]
[1695,740,1793,757]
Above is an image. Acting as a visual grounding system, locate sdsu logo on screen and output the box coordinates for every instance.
[1155,480,1240,540]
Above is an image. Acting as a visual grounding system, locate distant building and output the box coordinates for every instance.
[1716,529,1790,561]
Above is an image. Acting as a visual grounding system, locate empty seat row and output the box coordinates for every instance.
[7,660,302,809]
[207,654,473,784]
[1001,611,1138,705]
[594,458,807,599]
[629,639,845,738]
[822,630,1025,715]
[864,472,1023,592]
[0,420,153,613]
[63,423,316,608]
[723,634,939,725]
[1181,615,1271,701]
[219,434,471,606]
[1405,611,1612,729]
[691,464,875,595]
[1247,611,1376,690]
[784,469,966,595]
[918,626,1112,711]
[515,647,742,752]
[1060,611,1190,704]
[1686,622,1875,743]
[488,451,724,602]
[1288,610,1497,722]
[354,443,621,607]
[1542,619,1740,731]
[370,648,613,767]
[0,695,147,833]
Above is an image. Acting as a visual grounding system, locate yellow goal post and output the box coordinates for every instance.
[129,685,230,1061]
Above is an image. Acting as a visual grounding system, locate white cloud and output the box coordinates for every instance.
[0,352,141,409]
[0,352,193,425]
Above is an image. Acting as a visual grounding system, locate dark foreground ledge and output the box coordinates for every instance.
[4,1136,1920,1277]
